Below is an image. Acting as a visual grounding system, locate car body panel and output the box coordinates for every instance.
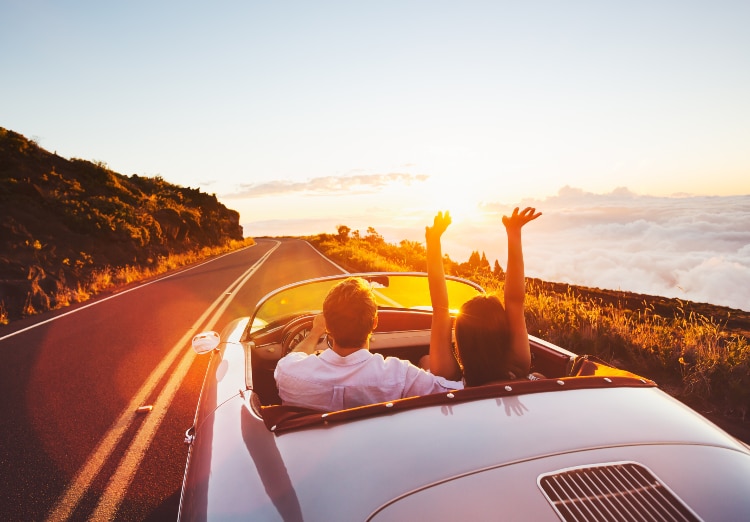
[370,444,750,521]
[187,317,248,433]
[181,340,748,521]
[178,273,750,521]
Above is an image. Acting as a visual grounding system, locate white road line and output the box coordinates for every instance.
[88,246,274,521]
[302,240,404,307]
[303,240,349,273]
[0,246,255,343]
[45,242,279,521]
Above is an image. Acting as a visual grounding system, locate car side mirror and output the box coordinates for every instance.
[192,331,220,354]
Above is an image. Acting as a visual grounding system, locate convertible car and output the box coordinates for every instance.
[178,273,750,521]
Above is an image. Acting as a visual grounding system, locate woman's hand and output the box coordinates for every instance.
[426,211,452,244]
[425,210,460,379]
[502,205,541,377]
[502,207,541,231]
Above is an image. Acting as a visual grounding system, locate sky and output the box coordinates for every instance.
[2,1,749,310]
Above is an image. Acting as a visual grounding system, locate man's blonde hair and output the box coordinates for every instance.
[323,277,378,348]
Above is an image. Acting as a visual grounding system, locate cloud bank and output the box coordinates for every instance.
[243,185,750,311]
[492,187,750,311]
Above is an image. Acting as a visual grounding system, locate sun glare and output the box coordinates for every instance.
[418,177,488,226]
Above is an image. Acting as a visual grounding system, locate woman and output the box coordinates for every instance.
[425,207,542,386]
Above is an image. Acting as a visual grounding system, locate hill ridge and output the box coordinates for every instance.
[0,127,244,323]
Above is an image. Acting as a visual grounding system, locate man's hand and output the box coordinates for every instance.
[290,313,327,355]
[425,211,451,244]
[502,207,541,232]
[310,313,326,337]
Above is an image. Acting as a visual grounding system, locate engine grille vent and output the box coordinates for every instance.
[538,461,701,522]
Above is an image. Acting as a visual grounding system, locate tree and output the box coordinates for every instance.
[399,239,425,255]
[336,225,351,243]
[365,226,384,244]
[493,259,505,279]
[480,252,491,271]
[468,250,481,269]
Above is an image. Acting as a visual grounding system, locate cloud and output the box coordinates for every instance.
[226,173,429,198]
[242,186,750,311]
[510,187,750,311]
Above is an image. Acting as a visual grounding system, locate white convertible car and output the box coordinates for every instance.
[178,273,750,521]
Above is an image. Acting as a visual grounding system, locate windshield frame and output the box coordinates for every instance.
[242,272,485,341]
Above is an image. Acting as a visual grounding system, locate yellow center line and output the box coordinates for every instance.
[46,242,279,521]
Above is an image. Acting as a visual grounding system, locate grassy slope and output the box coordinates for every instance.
[305,231,750,442]
[0,127,251,323]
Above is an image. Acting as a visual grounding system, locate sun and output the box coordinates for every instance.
[417,176,489,226]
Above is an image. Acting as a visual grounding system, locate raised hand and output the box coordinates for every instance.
[426,211,452,244]
[425,210,459,379]
[502,207,541,231]
[502,205,541,378]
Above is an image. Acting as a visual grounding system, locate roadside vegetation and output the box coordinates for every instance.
[307,226,750,422]
[0,127,251,324]
[0,237,255,325]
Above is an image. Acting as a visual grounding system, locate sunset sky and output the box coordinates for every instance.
[3,1,749,309]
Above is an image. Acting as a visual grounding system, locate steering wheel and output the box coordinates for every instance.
[281,314,320,354]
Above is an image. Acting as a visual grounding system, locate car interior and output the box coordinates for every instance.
[247,309,580,408]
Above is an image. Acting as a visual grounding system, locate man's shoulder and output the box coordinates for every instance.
[275,351,317,377]
[278,351,309,365]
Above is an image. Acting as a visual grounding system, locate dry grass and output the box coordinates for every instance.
[11,238,255,320]
[0,302,9,325]
[522,284,750,419]
[307,232,749,420]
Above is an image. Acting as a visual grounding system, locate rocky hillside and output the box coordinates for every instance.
[0,127,244,322]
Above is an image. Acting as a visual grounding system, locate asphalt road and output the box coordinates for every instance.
[0,238,344,521]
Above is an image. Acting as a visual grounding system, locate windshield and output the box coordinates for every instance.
[246,273,484,337]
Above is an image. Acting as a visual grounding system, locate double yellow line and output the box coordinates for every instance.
[46,242,279,521]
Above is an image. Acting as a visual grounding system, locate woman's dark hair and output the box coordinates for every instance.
[454,294,511,386]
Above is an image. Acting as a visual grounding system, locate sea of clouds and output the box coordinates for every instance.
[243,185,750,312]
[464,187,750,312]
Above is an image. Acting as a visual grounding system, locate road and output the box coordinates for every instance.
[0,238,344,521]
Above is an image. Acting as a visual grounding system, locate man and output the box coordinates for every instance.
[274,277,463,411]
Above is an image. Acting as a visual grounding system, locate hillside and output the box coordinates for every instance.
[527,279,750,340]
[305,230,750,441]
[0,127,245,323]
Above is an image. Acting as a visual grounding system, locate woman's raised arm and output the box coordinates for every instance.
[502,206,542,378]
[425,211,461,380]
